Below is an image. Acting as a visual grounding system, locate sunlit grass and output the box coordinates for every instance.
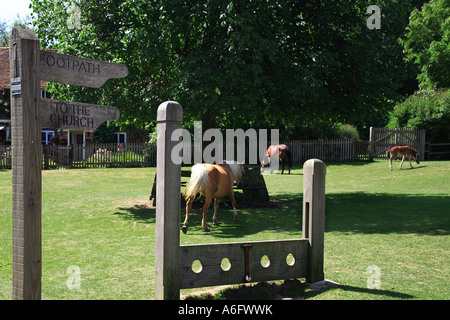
[0,160,448,299]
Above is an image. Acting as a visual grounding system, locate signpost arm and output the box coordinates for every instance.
[10,28,42,300]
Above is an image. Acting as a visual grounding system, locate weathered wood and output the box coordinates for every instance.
[155,101,183,300]
[302,159,326,283]
[369,127,426,161]
[180,239,308,289]
[10,28,42,300]
[40,98,120,130]
[40,50,128,88]
[240,167,270,203]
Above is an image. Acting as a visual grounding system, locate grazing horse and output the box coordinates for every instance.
[387,146,420,171]
[182,161,243,233]
[261,144,292,174]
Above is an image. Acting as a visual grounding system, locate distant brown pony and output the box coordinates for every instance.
[182,161,243,233]
[387,146,420,171]
[261,144,292,174]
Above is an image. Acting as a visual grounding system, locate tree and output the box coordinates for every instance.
[30,0,426,140]
[0,16,32,46]
[387,89,450,142]
[402,0,450,89]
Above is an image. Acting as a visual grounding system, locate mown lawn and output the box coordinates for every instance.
[0,159,448,299]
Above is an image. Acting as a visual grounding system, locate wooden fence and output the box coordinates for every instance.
[0,144,12,169]
[1,140,373,169]
[42,142,157,169]
[369,127,426,160]
[426,142,450,160]
[5,136,442,169]
[285,139,365,163]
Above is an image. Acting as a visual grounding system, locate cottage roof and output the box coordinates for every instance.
[0,48,10,89]
[0,47,48,89]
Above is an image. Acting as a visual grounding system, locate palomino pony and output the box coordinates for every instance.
[182,161,244,233]
[261,144,292,174]
[387,146,420,171]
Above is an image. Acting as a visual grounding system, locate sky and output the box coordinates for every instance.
[0,0,33,23]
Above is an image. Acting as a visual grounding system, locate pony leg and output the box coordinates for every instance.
[182,197,193,233]
[281,161,285,174]
[400,156,405,169]
[229,191,239,222]
[389,156,393,171]
[213,198,220,226]
[202,197,212,232]
[409,156,413,168]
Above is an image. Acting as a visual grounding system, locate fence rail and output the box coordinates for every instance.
[426,142,450,160]
[285,139,362,163]
[369,127,426,160]
[4,137,444,169]
[0,145,12,169]
[44,142,157,169]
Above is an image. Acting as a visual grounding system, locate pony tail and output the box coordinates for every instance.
[386,149,390,159]
[183,164,211,199]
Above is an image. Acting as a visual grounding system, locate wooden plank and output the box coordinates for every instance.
[10,28,42,300]
[40,50,128,88]
[40,98,120,130]
[180,239,308,289]
[155,101,183,300]
[303,159,326,283]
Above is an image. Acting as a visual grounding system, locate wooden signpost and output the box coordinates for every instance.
[40,50,128,88]
[40,98,120,130]
[9,28,127,300]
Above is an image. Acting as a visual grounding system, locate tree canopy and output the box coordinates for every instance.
[402,0,450,90]
[30,0,428,139]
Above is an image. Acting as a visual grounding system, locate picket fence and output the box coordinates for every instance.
[1,139,373,170]
[285,139,368,163]
[41,142,157,169]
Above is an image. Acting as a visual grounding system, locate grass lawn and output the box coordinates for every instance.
[0,160,448,300]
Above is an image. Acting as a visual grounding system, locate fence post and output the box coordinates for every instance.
[155,101,183,300]
[10,28,42,299]
[302,159,326,283]
[369,127,374,161]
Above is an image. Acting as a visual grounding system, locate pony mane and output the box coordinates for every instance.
[224,160,243,182]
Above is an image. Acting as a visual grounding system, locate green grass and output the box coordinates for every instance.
[0,160,449,300]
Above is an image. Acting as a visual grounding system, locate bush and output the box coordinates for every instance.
[387,89,450,142]
[334,124,360,140]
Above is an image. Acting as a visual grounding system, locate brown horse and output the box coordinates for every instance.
[261,144,292,174]
[387,146,420,170]
[182,161,243,233]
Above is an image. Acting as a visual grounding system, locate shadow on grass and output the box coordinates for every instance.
[326,192,450,236]
[112,191,449,237]
[184,279,414,300]
[114,204,156,224]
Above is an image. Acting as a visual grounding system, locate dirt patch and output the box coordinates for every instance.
[182,279,340,300]
[115,199,153,208]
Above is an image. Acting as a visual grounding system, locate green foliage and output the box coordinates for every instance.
[387,89,450,142]
[402,0,450,89]
[0,16,32,46]
[93,123,118,143]
[334,124,360,140]
[29,0,426,139]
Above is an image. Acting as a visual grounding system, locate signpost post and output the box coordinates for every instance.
[9,28,128,300]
